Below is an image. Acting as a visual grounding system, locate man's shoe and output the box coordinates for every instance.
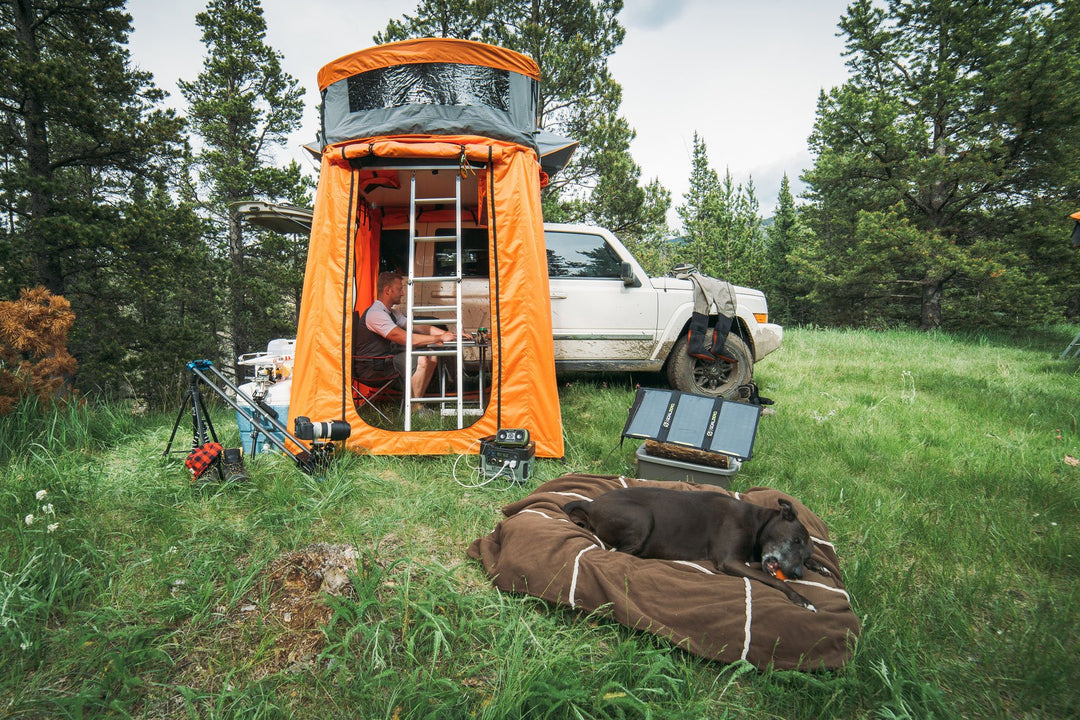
[221,447,247,482]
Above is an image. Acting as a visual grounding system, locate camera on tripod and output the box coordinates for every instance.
[293,416,351,443]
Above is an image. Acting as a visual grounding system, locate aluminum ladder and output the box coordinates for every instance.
[1060,331,1080,359]
[403,166,465,430]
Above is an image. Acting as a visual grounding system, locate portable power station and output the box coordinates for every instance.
[479,429,534,483]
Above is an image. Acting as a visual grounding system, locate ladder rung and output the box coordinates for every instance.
[411,395,453,404]
[412,275,460,283]
[414,197,456,205]
[411,305,457,314]
[414,235,458,243]
[415,348,460,357]
[411,317,461,326]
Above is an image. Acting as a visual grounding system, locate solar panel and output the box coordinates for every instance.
[622,388,761,460]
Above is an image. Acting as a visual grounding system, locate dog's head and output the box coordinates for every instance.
[760,499,814,580]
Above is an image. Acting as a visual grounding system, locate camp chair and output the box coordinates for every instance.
[351,355,402,423]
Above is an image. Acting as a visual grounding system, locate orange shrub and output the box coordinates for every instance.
[0,287,79,415]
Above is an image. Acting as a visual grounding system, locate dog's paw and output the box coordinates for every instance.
[788,592,817,611]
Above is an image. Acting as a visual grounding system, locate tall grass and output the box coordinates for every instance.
[1,327,1077,718]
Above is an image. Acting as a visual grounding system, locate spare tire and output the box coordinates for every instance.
[666,332,753,399]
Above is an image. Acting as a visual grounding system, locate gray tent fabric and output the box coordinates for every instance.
[534,129,578,177]
[468,473,860,670]
[316,44,577,176]
[320,60,539,152]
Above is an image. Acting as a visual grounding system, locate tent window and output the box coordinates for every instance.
[545,231,622,279]
[347,63,511,114]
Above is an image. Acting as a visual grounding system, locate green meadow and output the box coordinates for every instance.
[1,327,1076,718]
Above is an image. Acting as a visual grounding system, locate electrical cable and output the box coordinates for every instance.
[451,438,516,490]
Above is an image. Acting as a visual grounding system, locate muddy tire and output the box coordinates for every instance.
[666,332,753,399]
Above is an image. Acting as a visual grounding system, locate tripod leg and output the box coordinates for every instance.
[187,386,227,481]
[195,391,226,481]
[163,390,194,456]
[194,390,219,445]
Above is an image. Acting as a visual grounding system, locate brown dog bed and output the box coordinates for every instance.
[467,473,860,670]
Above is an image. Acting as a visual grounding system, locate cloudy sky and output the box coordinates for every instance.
[127,0,854,218]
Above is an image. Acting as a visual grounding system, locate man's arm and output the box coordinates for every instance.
[384,325,456,347]
[366,303,465,346]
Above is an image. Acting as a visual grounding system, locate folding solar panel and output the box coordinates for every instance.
[621,388,762,460]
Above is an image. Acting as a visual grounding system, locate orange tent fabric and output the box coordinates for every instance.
[288,137,564,457]
[317,38,540,90]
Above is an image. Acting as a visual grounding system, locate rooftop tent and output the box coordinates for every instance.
[315,38,577,174]
[289,38,565,457]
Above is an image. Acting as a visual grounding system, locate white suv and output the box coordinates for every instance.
[234,203,783,398]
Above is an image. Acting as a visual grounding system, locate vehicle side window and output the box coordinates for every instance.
[545,231,622,279]
[434,228,489,277]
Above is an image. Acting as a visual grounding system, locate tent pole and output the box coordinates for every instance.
[488,146,502,429]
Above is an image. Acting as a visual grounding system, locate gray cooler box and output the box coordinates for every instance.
[635,444,740,488]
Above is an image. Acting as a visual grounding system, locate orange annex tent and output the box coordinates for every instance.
[288,39,569,457]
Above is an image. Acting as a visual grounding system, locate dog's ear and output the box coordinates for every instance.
[778,498,798,521]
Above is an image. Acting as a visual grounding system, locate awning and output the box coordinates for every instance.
[231,201,313,235]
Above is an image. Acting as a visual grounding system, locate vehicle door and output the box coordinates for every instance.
[545,229,658,364]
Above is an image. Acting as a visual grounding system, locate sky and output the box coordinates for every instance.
[127,0,854,219]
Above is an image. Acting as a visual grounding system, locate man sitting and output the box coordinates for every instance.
[354,271,465,409]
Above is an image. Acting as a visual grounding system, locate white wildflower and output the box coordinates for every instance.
[42,504,54,515]
[47,523,59,533]
[35,490,47,501]
[24,514,34,526]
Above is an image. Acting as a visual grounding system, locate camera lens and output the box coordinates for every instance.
[312,420,351,441]
[293,416,350,442]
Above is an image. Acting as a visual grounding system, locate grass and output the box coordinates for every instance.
[1,326,1078,718]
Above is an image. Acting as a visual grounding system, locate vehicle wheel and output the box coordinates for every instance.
[666,332,753,399]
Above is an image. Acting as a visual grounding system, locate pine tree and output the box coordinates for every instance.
[802,0,1080,329]
[714,170,763,287]
[179,0,310,375]
[0,0,197,397]
[0,0,184,297]
[377,0,668,240]
[676,133,721,273]
[675,133,763,286]
[762,174,806,323]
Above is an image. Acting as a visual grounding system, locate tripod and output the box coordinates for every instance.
[164,359,332,476]
[164,368,225,481]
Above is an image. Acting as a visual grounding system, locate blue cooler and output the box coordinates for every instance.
[234,339,295,455]
[235,378,291,454]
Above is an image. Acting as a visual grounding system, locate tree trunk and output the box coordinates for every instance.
[229,212,246,379]
[920,279,944,330]
[14,0,64,295]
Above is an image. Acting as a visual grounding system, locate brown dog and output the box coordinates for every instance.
[563,486,829,610]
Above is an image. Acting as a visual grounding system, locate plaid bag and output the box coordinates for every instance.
[185,442,222,480]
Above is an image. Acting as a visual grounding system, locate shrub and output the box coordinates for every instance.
[0,287,78,415]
